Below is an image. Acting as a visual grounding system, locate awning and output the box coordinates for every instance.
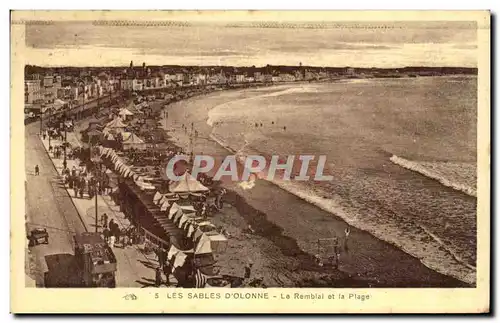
[160,200,170,211]
[153,192,162,204]
[180,205,196,213]
[195,234,213,254]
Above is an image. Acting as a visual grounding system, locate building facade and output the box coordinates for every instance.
[24,80,43,104]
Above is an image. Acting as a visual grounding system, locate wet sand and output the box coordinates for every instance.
[156,88,470,287]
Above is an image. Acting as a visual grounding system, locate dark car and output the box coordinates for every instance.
[28,228,49,246]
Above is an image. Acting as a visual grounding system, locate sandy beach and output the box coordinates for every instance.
[154,85,471,288]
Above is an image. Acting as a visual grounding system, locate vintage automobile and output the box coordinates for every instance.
[28,228,49,246]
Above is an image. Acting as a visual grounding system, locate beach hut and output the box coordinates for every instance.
[169,172,209,194]
[122,132,147,151]
[126,102,144,115]
[105,117,127,130]
[118,107,134,121]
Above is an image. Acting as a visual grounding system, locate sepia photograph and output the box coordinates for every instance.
[11,10,490,313]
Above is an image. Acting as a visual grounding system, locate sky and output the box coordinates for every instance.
[24,20,478,68]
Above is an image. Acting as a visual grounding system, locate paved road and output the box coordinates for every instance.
[25,122,87,287]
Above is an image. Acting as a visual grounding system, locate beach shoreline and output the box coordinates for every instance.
[155,83,473,287]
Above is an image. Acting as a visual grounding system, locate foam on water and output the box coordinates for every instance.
[390,155,477,197]
[204,131,477,284]
[200,78,477,284]
[266,178,477,285]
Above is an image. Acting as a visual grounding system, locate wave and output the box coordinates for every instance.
[198,84,476,285]
[265,179,476,285]
[390,155,477,197]
[205,130,476,284]
[206,116,214,127]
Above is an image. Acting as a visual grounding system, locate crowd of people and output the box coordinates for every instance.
[61,165,111,200]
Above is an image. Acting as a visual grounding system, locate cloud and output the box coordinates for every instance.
[24,21,478,67]
[139,48,250,57]
[268,42,396,53]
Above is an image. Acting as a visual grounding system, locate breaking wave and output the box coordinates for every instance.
[200,82,477,285]
[205,129,476,284]
[390,155,477,197]
[266,179,476,285]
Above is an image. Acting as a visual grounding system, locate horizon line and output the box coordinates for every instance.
[25,64,478,69]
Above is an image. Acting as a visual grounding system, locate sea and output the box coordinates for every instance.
[203,76,477,284]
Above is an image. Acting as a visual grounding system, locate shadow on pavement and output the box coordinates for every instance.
[44,253,83,288]
[138,259,157,270]
[135,277,157,288]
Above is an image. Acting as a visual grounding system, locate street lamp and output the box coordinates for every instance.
[47,108,52,149]
[78,80,86,120]
[62,110,68,170]
[39,106,43,135]
[88,128,102,233]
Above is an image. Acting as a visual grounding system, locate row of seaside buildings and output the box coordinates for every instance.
[25,62,354,114]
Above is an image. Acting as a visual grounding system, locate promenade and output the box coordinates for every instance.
[38,130,176,288]
[25,122,87,287]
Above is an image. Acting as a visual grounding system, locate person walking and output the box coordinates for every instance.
[102,227,111,243]
[114,228,121,248]
[102,213,109,229]
[244,263,253,283]
[109,219,115,232]
[34,165,39,176]
[157,249,165,269]
[155,267,162,287]
[344,227,351,253]
[163,262,171,286]
[333,238,340,269]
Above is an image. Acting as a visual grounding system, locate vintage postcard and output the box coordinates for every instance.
[10,10,490,313]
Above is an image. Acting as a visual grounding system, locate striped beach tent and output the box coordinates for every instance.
[195,233,212,254]
[194,269,207,288]
[168,203,180,219]
[160,200,170,211]
[157,194,166,206]
[178,215,189,230]
[187,224,196,238]
[153,192,162,204]
[173,209,184,226]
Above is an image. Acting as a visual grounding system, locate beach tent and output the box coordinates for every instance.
[168,203,181,219]
[153,192,162,205]
[126,102,144,114]
[105,117,127,130]
[118,107,134,122]
[118,107,134,117]
[135,176,156,190]
[169,172,209,193]
[195,234,213,254]
[122,132,146,151]
[160,200,170,211]
[179,205,196,213]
